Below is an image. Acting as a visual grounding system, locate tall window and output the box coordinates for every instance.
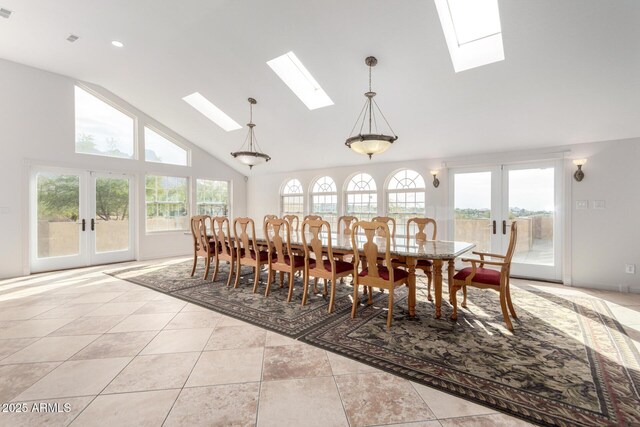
[310,176,338,229]
[281,179,304,222]
[387,169,426,236]
[196,179,229,216]
[145,175,189,232]
[345,173,377,221]
[144,127,188,166]
[74,86,135,159]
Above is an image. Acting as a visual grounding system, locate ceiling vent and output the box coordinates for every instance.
[66,34,79,43]
[0,8,12,18]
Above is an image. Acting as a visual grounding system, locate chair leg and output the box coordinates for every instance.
[301,271,310,306]
[426,268,433,301]
[386,288,394,328]
[286,269,295,303]
[190,255,197,277]
[212,256,219,282]
[506,285,517,318]
[450,285,458,321]
[203,256,210,280]
[313,277,319,293]
[279,271,284,288]
[499,290,514,331]
[327,277,336,313]
[252,264,261,293]
[226,259,235,287]
[461,285,468,308]
[234,260,242,289]
[367,286,373,305]
[264,266,273,296]
[351,283,359,319]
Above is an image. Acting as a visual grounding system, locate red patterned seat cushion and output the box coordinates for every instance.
[359,266,409,282]
[322,260,354,274]
[249,250,269,262]
[453,267,501,286]
[284,255,308,268]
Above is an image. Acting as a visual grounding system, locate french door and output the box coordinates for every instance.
[449,161,562,281]
[30,167,135,273]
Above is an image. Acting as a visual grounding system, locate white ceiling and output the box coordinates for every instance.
[1,0,638,175]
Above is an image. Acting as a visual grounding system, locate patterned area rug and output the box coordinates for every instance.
[108,260,640,427]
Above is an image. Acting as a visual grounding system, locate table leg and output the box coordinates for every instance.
[406,257,416,317]
[448,259,455,303]
[434,259,443,319]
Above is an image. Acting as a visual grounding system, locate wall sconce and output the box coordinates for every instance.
[430,170,440,188]
[573,159,587,182]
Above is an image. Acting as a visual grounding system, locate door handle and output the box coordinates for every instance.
[502,220,507,235]
[81,219,86,231]
[91,218,95,231]
[492,220,496,235]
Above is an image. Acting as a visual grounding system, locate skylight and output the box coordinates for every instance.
[434,0,504,73]
[182,92,241,132]
[266,51,334,110]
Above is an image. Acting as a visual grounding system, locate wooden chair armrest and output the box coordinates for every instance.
[472,251,506,259]
[460,258,507,267]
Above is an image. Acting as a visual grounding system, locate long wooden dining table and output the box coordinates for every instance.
[252,229,475,319]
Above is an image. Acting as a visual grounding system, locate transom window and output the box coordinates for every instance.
[310,176,338,230]
[144,127,189,166]
[387,169,426,236]
[345,173,377,221]
[145,175,189,232]
[196,179,229,216]
[281,179,304,222]
[74,85,135,159]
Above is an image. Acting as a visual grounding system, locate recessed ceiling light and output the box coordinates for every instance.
[267,51,333,110]
[0,8,12,19]
[111,40,124,48]
[67,34,79,43]
[434,0,504,72]
[182,92,242,132]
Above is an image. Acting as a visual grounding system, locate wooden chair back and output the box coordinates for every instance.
[337,215,358,235]
[233,217,259,260]
[504,221,518,270]
[282,214,300,233]
[301,219,335,271]
[264,218,293,264]
[304,214,322,221]
[372,216,396,238]
[352,221,393,286]
[190,215,212,258]
[407,217,437,241]
[211,216,233,257]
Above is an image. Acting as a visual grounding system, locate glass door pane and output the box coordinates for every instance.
[453,171,494,253]
[36,172,81,258]
[94,176,130,253]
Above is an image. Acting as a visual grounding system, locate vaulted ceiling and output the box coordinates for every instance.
[0,0,638,175]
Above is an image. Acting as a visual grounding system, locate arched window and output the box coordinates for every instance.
[280,179,304,222]
[345,173,377,221]
[310,176,338,229]
[386,169,426,236]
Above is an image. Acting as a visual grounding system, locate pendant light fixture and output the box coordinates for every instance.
[345,56,398,159]
[230,98,271,169]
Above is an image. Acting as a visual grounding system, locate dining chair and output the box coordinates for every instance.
[211,216,236,287]
[372,216,396,238]
[303,214,322,221]
[337,215,358,235]
[190,215,215,280]
[450,221,519,331]
[263,214,278,228]
[264,218,309,302]
[301,219,354,313]
[233,217,269,293]
[282,214,300,233]
[392,217,437,301]
[350,220,410,328]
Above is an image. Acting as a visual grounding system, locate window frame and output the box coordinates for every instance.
[195,178,230,217]
[144,174,190,234]
[143,125,191,167]
[309,176,338,229]
[344,172,378,221]
[385,169,427,236]
[280,178,305,220]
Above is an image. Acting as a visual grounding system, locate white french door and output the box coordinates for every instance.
[30,167,135,273]
[449,161,562,281]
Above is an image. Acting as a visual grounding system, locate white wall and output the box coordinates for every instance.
[0,58,247,279]
[247,139,640,292]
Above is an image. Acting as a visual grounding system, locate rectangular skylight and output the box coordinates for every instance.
[267,51,334,110]
[434,0,504,73]
[182,92,241,132]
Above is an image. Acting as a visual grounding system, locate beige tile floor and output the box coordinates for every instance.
[0,258,638,427]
